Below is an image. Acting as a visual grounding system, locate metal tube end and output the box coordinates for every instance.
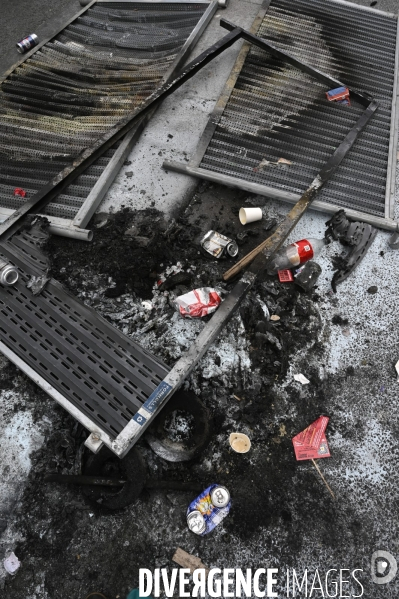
[0,265,18,286]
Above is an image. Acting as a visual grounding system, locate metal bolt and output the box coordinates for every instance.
[91,433,101,442]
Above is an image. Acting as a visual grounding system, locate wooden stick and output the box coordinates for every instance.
[223,231,277,281]
[172,548,209,576]
[312,459,335,500]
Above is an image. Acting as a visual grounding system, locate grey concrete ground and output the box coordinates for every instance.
[348,0,398,13]
[0,0,82,79]
[0,0,399,598]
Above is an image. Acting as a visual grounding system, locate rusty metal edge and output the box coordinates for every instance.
[188,0,271,168]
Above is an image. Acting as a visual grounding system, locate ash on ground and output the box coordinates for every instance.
[1,182,398,599]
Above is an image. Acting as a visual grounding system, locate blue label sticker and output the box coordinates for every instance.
[133,412,147,426]
[142,381,173,414]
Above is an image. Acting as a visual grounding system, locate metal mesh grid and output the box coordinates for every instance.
[0,2,208,221]
[0,229,169,438]
[199,0,397,218]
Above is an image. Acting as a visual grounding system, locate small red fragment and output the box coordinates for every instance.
[278,269,294,283]
[292,416,331,461]
[14,188,26,197]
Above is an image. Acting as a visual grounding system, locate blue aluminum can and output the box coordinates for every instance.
[16,34,38,54]
[187,484,231,535]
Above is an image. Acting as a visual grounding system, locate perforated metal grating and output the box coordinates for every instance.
[0,2,208,221]
[199,0,398,219]
[0,224,169,439]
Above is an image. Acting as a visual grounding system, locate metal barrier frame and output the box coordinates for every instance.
[0,0,391,462]
[0,0,219,239]
[109,19,378,458]
[0,16,379,457]
[164,0,399,232]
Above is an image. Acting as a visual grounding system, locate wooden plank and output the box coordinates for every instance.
[172,548,209,575]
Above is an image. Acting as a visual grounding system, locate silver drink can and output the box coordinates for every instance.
[16,34,38,54]
[187,510,206,535]
[187,484,231,535]
[0,259,18,287]
[201,230,238,259]
[226,241,239,258]
[210,485,230,508]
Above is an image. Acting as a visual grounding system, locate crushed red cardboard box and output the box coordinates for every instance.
[292,416,331,461]
[175,288,222,319]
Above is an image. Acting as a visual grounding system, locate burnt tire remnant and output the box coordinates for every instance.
[82,446,147,510]
[146,390,212,462]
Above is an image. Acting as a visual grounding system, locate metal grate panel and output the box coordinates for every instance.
[0,226,169,439]
[0,1,212,229]
[196,0,398,224]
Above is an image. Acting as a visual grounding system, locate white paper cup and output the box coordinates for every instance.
[239,207,262,225]
[229,432,251,453]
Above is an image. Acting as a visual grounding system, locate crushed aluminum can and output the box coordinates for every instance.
[226,242,239,257]
[187,510,206,535]
[187,484,231,535]
[16,34,38,54]
[201,230,238,259]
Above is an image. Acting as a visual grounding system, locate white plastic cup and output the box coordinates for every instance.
[239,207,262,225]
[229,432,251,453]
